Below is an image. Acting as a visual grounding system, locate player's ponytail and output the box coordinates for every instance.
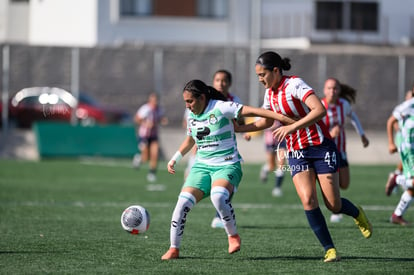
[339,83,356,103]
[326,77,357,104]
[256,51,291,74]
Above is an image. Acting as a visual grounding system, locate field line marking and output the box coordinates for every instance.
[0,201,396,211]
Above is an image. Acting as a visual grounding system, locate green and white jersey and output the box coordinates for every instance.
[187,99,243,166]
[393,98,414,152]
[392,98,414,177]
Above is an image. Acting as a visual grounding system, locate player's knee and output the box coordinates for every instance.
[210,186,230,209]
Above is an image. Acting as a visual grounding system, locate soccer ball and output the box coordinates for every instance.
[121,205,150,234]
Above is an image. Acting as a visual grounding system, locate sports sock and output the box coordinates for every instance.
[338,198,359,218]
[210,186,237,236]
[305,207,334,251]
[394,190,413,216]
[396,175,414,189]
[215,192,234,218]
[275,168,284,188]
[170,192,196,248]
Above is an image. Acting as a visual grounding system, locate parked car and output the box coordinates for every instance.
[8,87,132,128]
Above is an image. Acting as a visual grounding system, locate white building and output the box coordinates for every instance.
[0,0,413,47]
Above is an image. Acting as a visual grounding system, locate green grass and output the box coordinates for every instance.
[0,159,413,274]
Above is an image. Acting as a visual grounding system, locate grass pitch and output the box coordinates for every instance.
[0,159,413,274]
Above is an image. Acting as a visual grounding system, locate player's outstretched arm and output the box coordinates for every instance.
[239,105,296,125]
[167,136,195,174]
[386,115,398,154]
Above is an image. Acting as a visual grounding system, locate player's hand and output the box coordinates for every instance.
[243,133,251,141]
[361,135,369,148]
[388,143,398,154]
[272,125,293,142]
[330,125,341,138]
[167,160,176,174]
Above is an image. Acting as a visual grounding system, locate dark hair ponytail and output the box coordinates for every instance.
[339,83,356,103]
[183,79,227,101]
[327,77,357,103]
[256,51,291,73]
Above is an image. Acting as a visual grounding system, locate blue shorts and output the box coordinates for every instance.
[287,138,339,177]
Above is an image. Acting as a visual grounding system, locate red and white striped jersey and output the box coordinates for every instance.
[321,97,365,153]
[263,76,331,151]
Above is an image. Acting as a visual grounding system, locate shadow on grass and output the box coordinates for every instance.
[175,255,414,262]
[244,255,414,262]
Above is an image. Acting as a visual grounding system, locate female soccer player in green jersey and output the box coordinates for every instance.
[161,79,294,260]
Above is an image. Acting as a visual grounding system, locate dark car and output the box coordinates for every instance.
[8,87,131,128]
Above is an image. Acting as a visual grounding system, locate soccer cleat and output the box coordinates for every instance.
[228,234,241,254]
[211,217,224,229]
[390,213,410,226]
[161,248,179,260]
[329,213,343,223]
[324,248,340,262]
[132,153,141,168]
[354,205,372,238]
[385,173,397,196]
[271,187,283,197]
[147,173,156,182]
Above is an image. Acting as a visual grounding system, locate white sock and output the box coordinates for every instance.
[394,190,413,216]
[275,168,284,177]
[396,175,414,189]
[210,186,237,236]
[169,192,196,248]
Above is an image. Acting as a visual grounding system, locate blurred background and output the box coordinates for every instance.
[0,0,413,162]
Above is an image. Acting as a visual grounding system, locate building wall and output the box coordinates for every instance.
[97,0,251,46]
[1,44,414,130]
[1,0,413,47]
[0,1,29,44]
[29,0,98,47]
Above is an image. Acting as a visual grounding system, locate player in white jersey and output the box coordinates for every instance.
[321,78,369,222]
[161,79,295,260]
[132,93,168,182]
[385,92,414,226]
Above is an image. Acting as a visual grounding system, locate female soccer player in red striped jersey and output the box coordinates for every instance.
[236,51,372,262]
[321,78,369,223]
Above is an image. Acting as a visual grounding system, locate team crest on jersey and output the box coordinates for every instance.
[208,114,218,124]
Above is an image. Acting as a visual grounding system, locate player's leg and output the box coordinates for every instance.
[273,144,286,197]
[162,164,210,260]
[291,169,338,262]
[260,150,273,183]
[147,139,159,182]
[210,163,242,254]
[390,188,413,225]
[389,148,414,225]
[315,140,372,239]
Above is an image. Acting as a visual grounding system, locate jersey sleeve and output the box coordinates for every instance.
[137,105,149,118]
[392,99,414,121]
[343,100,365,136]
[217,100,243,120]
[262,89,271,109]
[290,78,314,101]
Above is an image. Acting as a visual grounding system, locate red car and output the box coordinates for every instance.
[8,87,131,128]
